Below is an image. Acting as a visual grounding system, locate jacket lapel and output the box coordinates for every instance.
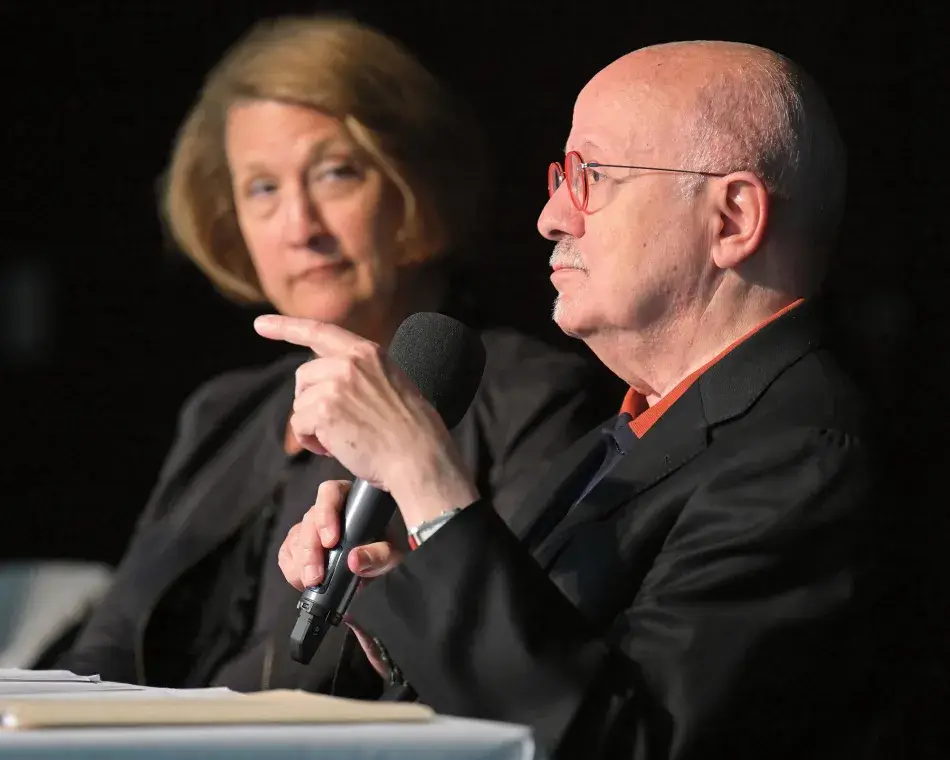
[530,299,827,570]
[109,413,286,624]
[507,424,614,547]
[103,377,302,647]
[534,387,709,569]
[698,300,822,426]
[141,434,359,617]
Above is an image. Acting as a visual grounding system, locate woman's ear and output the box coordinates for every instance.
[394,217,446,268]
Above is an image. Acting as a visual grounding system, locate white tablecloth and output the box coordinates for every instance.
[0,670,541,759]
[0,716,540,759]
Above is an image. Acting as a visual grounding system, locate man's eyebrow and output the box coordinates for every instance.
[562,138,604,154]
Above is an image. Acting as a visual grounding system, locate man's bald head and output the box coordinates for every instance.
[540,40,847,388]
[587,41,847,255]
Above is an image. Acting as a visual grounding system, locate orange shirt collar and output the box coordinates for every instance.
[621,299,804,438]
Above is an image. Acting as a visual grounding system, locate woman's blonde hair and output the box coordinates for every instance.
[161,14,487,303]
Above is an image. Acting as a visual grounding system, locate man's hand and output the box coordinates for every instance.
[254,314,479,527]
[278,480,403,590]
[278,479,403,678]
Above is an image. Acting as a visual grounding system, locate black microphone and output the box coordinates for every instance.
[289,312,487,664]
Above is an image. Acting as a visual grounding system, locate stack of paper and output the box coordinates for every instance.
[1,690,433,730]
[0,669,146,696]
[0,670,432,731]
[0,669,100,683]
[0,669,243,700]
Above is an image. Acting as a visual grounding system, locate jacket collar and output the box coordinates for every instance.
[522,301,827,566]
[699,298,825,426]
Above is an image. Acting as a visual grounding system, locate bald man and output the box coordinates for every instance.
[264,42,891,759]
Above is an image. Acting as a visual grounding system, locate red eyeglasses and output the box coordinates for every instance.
[548,150,727,212]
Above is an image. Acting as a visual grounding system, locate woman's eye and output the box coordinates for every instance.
[313,162,360,183]
[247,178,277,197]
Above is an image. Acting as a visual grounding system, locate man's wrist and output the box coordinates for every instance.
[386,456,478,527]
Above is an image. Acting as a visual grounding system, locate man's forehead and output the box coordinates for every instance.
[565,60,692,157]
[565,83,648,155]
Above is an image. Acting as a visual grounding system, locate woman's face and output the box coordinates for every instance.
[226,100,407,336]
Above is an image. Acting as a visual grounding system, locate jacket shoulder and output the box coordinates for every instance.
[477,328,606,388]
[749,347,869,435]
[174,353,305,442]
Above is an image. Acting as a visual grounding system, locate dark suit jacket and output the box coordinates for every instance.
[60,329,620,693]
[350,303,896,759]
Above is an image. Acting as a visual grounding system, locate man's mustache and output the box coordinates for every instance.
[549,239,587,271]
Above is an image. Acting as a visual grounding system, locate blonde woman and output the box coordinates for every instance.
[59,15,614,695]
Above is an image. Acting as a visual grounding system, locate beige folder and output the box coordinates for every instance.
[0,689,433,730]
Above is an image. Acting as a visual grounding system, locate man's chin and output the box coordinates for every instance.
[552,298,588,339]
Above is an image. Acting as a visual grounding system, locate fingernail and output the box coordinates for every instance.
[356,549,373,573]
[254,315,277,330]
[319,528,335,546]
[302,564,322,587]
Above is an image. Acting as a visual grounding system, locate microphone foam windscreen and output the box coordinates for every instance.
[387,312,486,429]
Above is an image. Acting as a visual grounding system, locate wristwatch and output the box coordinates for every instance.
[407,508,463,550]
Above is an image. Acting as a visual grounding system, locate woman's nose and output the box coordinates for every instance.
[283,186,325,245]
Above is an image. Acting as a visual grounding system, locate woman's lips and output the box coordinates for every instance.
[294,261,351,280]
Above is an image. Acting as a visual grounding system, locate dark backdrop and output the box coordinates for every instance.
[1,1,943,567]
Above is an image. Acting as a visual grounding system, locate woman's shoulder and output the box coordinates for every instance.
[476,326,606,388]
[175,353,307,436]
[472,326,624,426]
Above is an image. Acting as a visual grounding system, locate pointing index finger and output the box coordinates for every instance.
[253,315,364,356]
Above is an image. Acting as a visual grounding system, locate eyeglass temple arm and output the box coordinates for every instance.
[586,162,726,178]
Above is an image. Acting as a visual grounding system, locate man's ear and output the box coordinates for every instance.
[709,171,769,270]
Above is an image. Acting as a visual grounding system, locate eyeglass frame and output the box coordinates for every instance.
[548,150,728,213]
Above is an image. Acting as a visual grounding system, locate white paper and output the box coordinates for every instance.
[3,685,236,700]
[0,681,142,696]
[0,670,239,700]
[0,669,100,683]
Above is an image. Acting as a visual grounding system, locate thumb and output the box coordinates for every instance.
[347,541,403,578]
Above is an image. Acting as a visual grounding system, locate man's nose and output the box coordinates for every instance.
[537,184,585,241]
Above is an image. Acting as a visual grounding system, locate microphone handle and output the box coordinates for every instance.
[289,481,397,663]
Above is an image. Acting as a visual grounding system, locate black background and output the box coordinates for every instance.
[1,0,944,566]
